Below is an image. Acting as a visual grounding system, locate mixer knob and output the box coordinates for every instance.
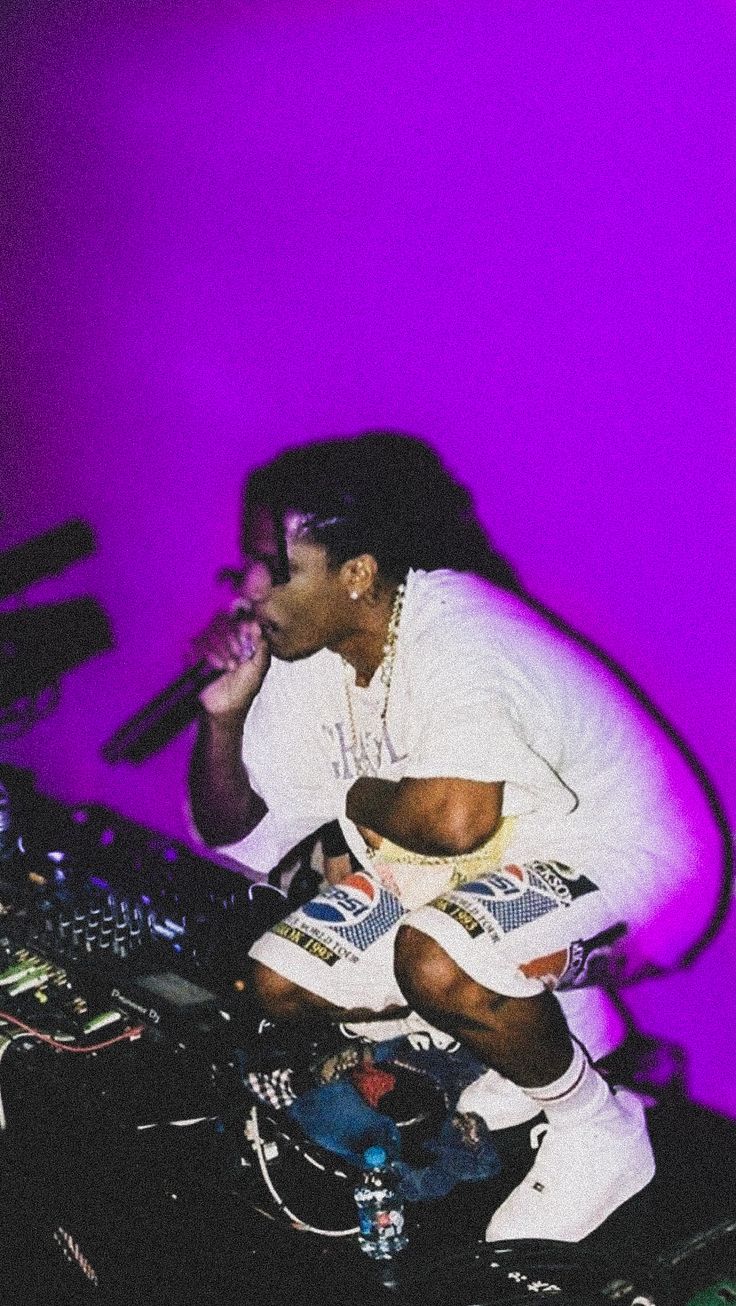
[84,914,100,951]
[99,900,115,947]
[72,911,85,952]
[98,918,113,951]
[128,906,145,950]
[112,930,129,959]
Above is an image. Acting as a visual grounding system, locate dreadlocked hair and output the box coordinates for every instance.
[243,430,521,592]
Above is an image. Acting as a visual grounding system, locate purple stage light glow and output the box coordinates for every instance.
[0,0,734,1114]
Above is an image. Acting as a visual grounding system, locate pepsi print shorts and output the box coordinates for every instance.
[247,860,627,1009]
[248,870,411,1011]
[407,860,627,998]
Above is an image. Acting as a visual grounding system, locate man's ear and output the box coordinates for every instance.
[340,553,380,601]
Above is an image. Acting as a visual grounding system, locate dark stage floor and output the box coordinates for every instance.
[2,1089,735,1306]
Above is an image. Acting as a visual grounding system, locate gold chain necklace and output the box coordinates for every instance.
[342,581,406,777]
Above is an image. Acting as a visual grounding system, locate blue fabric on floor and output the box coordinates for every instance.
[375,1034,502,1198]
[287,1078,401,1165]
[394,1111,502,1200]
[286,1035,502,1199]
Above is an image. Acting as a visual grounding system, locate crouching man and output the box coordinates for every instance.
[189,432,720,1242]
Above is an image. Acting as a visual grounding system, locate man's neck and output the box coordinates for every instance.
[332,587,397,687]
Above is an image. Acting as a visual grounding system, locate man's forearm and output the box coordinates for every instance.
[346,776,502,857]
[189,711,267,846]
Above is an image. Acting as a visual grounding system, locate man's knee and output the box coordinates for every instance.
[394,923,501,1021]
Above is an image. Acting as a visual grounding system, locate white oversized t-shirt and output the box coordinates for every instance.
[219,569,719,964]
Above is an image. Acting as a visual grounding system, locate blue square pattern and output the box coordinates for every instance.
[477,887,559,936]
[340,890,406,952]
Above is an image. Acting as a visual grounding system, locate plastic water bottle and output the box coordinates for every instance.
[354,1145,408,1260]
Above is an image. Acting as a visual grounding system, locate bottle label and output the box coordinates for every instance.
[373,1209,404,1237]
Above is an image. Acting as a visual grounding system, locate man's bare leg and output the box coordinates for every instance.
[251,959,410,1026]
[392,924,655,1243]
[393,925,573,1084]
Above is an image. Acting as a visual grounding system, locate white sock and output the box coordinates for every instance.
[523,1040,612,1125]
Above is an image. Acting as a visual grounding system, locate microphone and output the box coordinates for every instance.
[101,660,224,764]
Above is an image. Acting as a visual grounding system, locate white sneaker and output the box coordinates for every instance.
[457,1067,543,1131]
[485,1087,655,1243]
[339,1010,459,1050]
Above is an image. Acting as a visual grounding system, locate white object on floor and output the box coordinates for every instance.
[485,1086,655,1242]
[339,1010,460,1050]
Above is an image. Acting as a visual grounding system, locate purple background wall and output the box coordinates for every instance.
[2,1,734,1113]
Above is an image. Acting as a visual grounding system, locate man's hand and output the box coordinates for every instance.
[187,606,271,847]
[190,608,270,721]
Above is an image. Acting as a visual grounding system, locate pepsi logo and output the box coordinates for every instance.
[303,872,377,926]
[461,866,527,899]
